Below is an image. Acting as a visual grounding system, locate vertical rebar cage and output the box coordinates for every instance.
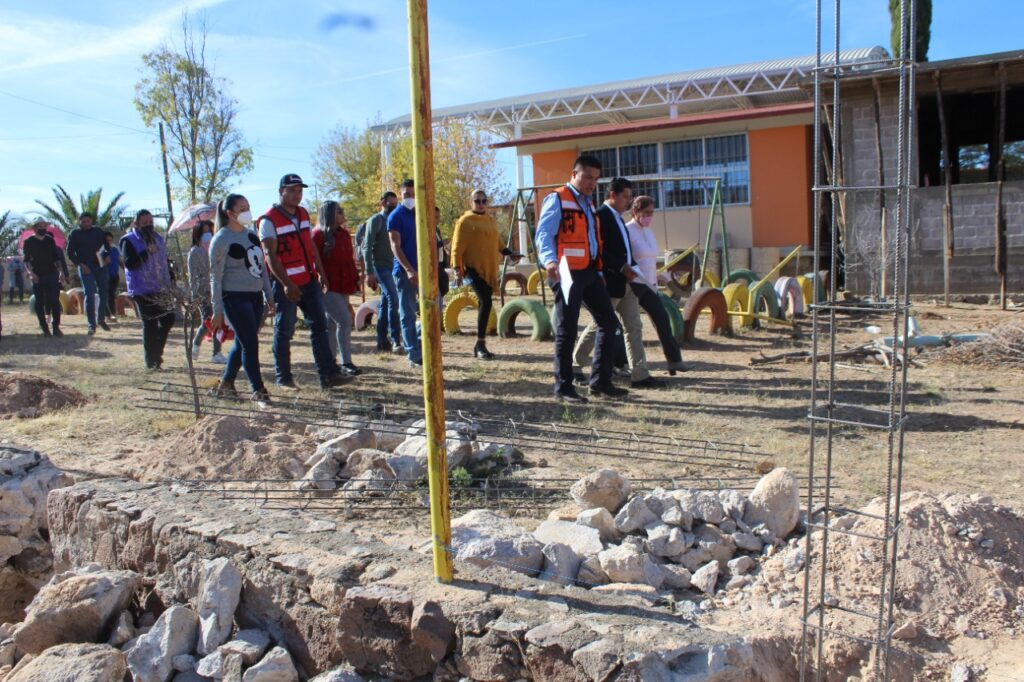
[800,1,916,679]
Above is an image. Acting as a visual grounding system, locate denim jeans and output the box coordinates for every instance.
[222,291,266,393]
[393,268,422,363]
[32,271,62,332]
[78,266,109,328]
[323,292,353,366]
[373,266,402,348]
[272,279,340,383]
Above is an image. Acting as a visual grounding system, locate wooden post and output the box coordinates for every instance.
[872,79,889,300]
[159,122,175,224]
[933,73,954,306]
[995,64,1008,310]
[406,0,453,583]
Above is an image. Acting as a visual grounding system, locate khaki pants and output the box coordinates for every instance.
[573,285,650,382]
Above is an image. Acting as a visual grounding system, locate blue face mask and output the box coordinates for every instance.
[201,232,213,246]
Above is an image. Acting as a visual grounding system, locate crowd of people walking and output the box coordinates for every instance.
[3,157,684,406]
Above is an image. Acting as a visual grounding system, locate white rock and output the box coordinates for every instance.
[732,532,763,552]
[597,544,663,588]
[196,557,243,655]
[308,666,367,681]
[676,546,713,572]
[343,449,392,478]
[195,649,244,679]
[450,510,544,576]
[242,646,298,682]
[533,520,603,556]
[660,503,693,530]
[613,496,658,533]
[107,611,136,648]
[540,542,581,586]
[660,564,692,590]
[718,489,747,520]
[171,654,196,672]
[892,620,918,640]
[743,468,801,539]
[341,468,396,495]
[644,524,689,558]
[575,555,609,586]
[695,524,737,567]
[569,469,631,513]
[576,507,620,543]
[220,629,270,666]
[127,605,200,682]
[727,556,755,576]
[691,561,720,595]
[672,490,726,525]
[315,430,377,461]
[295,453,339,491]
[783,547,805,574]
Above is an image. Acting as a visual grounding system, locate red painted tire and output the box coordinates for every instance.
[682,286,730,341]
[500,272,528,297]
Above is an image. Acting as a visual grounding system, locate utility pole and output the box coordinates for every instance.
[159,122,175,224]
[407,0,452,583]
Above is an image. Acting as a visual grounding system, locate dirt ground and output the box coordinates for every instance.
[1,293,1021,511]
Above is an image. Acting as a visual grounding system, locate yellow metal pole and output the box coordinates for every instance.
[407,0,453,582]
[748,245,804,295]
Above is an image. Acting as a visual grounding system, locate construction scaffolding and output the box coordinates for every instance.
[799,1,916,680]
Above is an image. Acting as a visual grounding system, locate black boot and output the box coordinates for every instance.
[474,339,494,360]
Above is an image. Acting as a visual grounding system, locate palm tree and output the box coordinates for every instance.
[0,210,23,257]
[34,185,129,231]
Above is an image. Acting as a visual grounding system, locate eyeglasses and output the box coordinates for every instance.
[473,198,488,204]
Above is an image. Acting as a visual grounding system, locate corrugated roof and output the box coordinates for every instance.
[374,47,888,130]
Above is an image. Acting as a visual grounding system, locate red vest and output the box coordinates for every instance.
[263,205,316,287]
[555,186,602,270]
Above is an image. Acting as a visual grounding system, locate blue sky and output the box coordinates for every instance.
[0,0,1019,220]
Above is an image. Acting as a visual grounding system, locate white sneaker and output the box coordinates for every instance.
[211,352,228,364]
[191,346,201,363]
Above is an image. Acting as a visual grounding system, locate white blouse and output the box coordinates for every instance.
[626,219,659,285]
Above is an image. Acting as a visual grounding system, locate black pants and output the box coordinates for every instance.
[633,283,682,364]
[133,293,176,368]
[32,272,61,332]
[107,272,119,315]
[464,268,493,340]
[551,265,616,393]
[9,271,24,302]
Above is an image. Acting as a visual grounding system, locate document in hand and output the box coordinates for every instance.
[558,255,574,304]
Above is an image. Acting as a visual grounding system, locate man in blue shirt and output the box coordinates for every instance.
[535,154,626,404]
[388,179,423,366]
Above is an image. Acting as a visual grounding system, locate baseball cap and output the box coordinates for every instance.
[279,173,309,189]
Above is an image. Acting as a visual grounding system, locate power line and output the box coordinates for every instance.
[0,88,155,136]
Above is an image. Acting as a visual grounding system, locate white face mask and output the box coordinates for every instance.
[235,210,253,226]
[402,198,415,210]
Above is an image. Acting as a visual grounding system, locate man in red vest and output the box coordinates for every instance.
[535,155,627,404]
[259,173,347,390]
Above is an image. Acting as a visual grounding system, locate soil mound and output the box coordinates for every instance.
[0,372,87,418]
[133,415,313,482]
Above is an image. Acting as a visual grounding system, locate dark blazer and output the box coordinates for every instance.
[596,204,635,299]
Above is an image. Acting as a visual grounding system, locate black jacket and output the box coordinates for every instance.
[596,204,635,299]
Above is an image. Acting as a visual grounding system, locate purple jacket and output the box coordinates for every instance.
[123,229,171,296]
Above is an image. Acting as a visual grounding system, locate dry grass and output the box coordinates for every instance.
[1,297,1022,509]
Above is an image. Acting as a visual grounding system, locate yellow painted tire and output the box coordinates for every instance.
[696,270,720,289]
[58,291,70,314]
[443,291,497,336]
[722,282,754,328]
[526,270,542,295]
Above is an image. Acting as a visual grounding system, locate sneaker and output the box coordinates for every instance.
[98,321,111,332]
[409,359,423,368]
[555,388,588,404]
[392,344,406,355]
[209,380,238,398]
[87,326,96,336]
[52,327,63,338]
[320,373,351,390]
[341,363,362,376]
[589,383,629,399]
[631,376,666,389]
[252,388,272,409]
[211,352,228,365]
[275,378,299,390]
[191,346,201,363]
[572,372,588,388]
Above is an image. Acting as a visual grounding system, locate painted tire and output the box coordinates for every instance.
[58,291,70,314]
[356,299,380,331]
[695,270,720,289]
[497,298,552,341]
[775,276,805,317]
[799,271,828,306]
[726,268,759,286]
[658,292,686,343]
[750,283,781,327]
[526,270,542,295]
[28,294,37,315]
[682,286,729,341]
[443,291,497,335]
[723,282,754,328]
[500,272,528,297]
[66,288,85,315]
[116,292,134,317]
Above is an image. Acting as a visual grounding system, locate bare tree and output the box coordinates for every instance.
[134,15,253,204]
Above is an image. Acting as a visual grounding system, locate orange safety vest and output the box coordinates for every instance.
[262,205,316,287]
[555,186,602,270]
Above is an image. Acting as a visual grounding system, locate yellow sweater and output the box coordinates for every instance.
[451,211,501,289]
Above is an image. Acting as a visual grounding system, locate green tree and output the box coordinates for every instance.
[313,119,511,236]
[134,16,252,205]
[0,210,24,257]
[34,185,129,231]
[890,0,931,61]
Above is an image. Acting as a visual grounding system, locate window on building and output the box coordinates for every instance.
[663,139,706,207]
[618,143,658,176]
[705,134,750,204]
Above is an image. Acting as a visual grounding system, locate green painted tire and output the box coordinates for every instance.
[497,298,552,341]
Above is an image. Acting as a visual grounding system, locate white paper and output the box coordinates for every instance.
[558,255,573,304]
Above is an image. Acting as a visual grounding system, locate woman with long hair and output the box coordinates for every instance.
[314,201,361,376]
[208,194,275,405]
[187,219,225,364]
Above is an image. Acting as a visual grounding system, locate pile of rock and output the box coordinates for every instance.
[0,561,364,682]
[297,419,522,493]
[448,467,802,599]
